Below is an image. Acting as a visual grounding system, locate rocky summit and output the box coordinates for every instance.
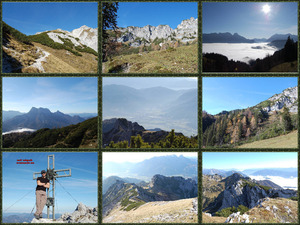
[30,203,97,223]
[262,86,298,113]
[117,17,198,47]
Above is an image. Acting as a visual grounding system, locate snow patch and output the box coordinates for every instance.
[47,32,81,46]
[29,48,50,72]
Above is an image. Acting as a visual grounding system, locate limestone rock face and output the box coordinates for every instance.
[57,202,97,223]
[262,86,298,112]
[117,17,198,46]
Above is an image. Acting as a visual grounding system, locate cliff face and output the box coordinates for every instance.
[116,17,198,46]
[262,86,298,113]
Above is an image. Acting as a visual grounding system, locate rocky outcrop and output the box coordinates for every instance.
[262,86,298,113]
[102,118,145,146]
[57,203,97,223]
[30,203,97,223]
[149,174,198,200]
[117,17,198,46]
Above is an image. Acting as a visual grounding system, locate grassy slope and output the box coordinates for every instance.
[103,44,198,73]
[103,197,197,223]
[34,42,97,73]
[237,130,297,148]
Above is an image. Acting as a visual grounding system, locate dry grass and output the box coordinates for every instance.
[103,44,198,74]
[33,42,98,73]
[202,213,226,223]
[270,60,298,72]
[237,130,298,148]
[203,198,298,223]
[247,198,298,223]
[103,197,197,223]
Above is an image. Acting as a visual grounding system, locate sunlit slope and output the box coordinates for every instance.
[237,130,297,148]
[103,44,198,73]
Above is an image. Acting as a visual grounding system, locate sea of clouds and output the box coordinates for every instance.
[203,43,278,64]
[3,128,36,135]
[250,175,298,190]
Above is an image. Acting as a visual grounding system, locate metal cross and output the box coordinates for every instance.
[33,155,71,220]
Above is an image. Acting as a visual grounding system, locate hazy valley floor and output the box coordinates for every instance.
[237,130,297,148]
[102,45,198,73]
[103,198,198,223]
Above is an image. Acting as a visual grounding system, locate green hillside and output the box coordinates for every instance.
[237,130,297,148]
[3,117,98,148]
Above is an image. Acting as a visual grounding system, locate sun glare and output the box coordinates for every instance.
[262,4,271,14]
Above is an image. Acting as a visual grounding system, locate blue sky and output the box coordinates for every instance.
[203,152,298,170]
[3,77,98,114]
[2,2,97,35]
[117,2,198,29]
[2,152,98,214]
[203,77,298,115]
[203,2,298,39]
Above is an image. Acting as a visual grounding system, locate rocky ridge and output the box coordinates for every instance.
[204,173,297,214]
[103,175,197,218]
[38,25,97,51]
[261,86,298,113]
[117,17,198,47]
[102,118,184,147]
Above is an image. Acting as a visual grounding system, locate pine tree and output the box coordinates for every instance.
[136,135,143,148]
[102,2,119,61]
[282,107,293,132]
[130,136,136,148]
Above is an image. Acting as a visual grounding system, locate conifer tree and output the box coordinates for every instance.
[282,107,293,132]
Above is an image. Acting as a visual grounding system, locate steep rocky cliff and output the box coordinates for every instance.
[116,17,198,46]
[261,86,298,112]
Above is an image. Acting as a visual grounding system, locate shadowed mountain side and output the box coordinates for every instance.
[3,117,97,148]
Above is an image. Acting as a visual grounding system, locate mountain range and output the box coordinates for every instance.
[3,107,86,133]
[103,155,197,181]
[203,32,298,46]
[116,17,198,47]
[3,22,98,73]
[103,84,197,136]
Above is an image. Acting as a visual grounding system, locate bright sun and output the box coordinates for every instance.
[262,4,271,14]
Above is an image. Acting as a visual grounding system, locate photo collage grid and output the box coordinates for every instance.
[0,1,299,224]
